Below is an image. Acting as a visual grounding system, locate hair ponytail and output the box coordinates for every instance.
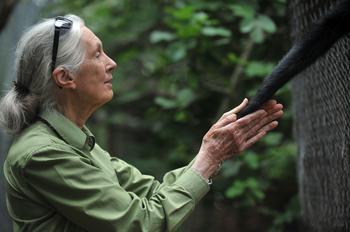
[0,88,40,134]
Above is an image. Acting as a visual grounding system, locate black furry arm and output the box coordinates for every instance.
[237,0,350,118]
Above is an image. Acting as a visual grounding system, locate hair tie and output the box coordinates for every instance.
[13,81,30,97]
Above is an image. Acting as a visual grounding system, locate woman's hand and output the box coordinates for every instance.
[192,98,283,179]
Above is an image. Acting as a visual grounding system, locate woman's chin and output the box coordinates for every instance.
[106,90,114,101]
[105,82,113,89]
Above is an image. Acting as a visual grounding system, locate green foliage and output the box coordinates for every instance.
[225,177,266,204]
[46,0,297,230]
[230,2,276,43]
[245,61,275,78]
[155,88,196,109]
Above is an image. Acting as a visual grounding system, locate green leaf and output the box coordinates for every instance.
[230,4,254,19]
[221,160,242,178]
[175,111,188,122]
[262,143,297,180]
[262,132,283,146]
[246,178,266,200]
[227,53,245,66]
[227,52,238,63]
[245,61,275,78]
[225,180,245,198]
[244,15,276,43]
[225,178,265,201]
[251,27,264,43]
[166,43,187,61]
[116,90,144,104]
[243,151,260,169]
[193,12,209,24]
[171,6,195,20]
[240,17,254,33]
[150,31,176,43]
[201,26,231,37]
[176,88,196,108]
[257,15,276,33]
[155,97,178,109]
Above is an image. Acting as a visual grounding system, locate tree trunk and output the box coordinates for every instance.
[289,0,350,231]
[0,0,18,32]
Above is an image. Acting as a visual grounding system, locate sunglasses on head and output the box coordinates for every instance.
[51,16,73,72]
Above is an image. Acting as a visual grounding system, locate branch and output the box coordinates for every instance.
[215,39,255,119]
[201,79,230,95]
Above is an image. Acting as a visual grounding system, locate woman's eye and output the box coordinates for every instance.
[96,52,101,58]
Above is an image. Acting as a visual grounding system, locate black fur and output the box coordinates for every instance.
[237,0,350,118]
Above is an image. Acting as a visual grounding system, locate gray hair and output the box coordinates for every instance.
[0,14,85,134]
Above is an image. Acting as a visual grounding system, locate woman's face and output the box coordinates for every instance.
[73,26,117,109]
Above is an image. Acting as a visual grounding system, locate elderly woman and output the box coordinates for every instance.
[0,15,283,231]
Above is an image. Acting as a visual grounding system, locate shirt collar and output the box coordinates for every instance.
[39,109,95,151]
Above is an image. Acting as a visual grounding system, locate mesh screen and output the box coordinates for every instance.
[289,0,350,230]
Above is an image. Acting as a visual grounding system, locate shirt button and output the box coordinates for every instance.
[86,137,94,149]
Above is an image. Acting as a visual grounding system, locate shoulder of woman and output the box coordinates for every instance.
[5,120,72,170]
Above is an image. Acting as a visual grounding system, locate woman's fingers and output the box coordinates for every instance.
[258,120,279,134]
[217,99,281,130]
[230,98,249,114]
[263,103,283,115]
[231,101,283,137]
[220,110,267,147]
[243,120,279,150]
[242,131,267,151]
[220,98,248,119]
[243,110,283,139]
[215,113,237,128]
[216,98,248,128]
[222,106,282,154]
[204,99,283,161]
[232,109,267,131]
[261,100,277,111]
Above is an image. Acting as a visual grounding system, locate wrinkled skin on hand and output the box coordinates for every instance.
[192,99,283,179]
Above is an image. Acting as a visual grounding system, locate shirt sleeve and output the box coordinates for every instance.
[22,145,209,232]
[110,157,200,199]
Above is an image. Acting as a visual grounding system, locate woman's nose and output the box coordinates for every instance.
[106,54,117,72]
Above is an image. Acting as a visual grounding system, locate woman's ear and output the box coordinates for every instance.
[52,68,76,89]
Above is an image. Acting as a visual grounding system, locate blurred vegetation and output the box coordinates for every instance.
[47,0,299,231]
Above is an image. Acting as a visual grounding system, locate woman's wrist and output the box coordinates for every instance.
[191,152,222,180]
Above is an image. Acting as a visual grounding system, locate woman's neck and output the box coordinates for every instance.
[57,100,97,129]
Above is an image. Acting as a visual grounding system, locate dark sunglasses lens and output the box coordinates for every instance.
[51,17,73,72]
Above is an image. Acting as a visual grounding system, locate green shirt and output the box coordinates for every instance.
[4,110,209,232]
